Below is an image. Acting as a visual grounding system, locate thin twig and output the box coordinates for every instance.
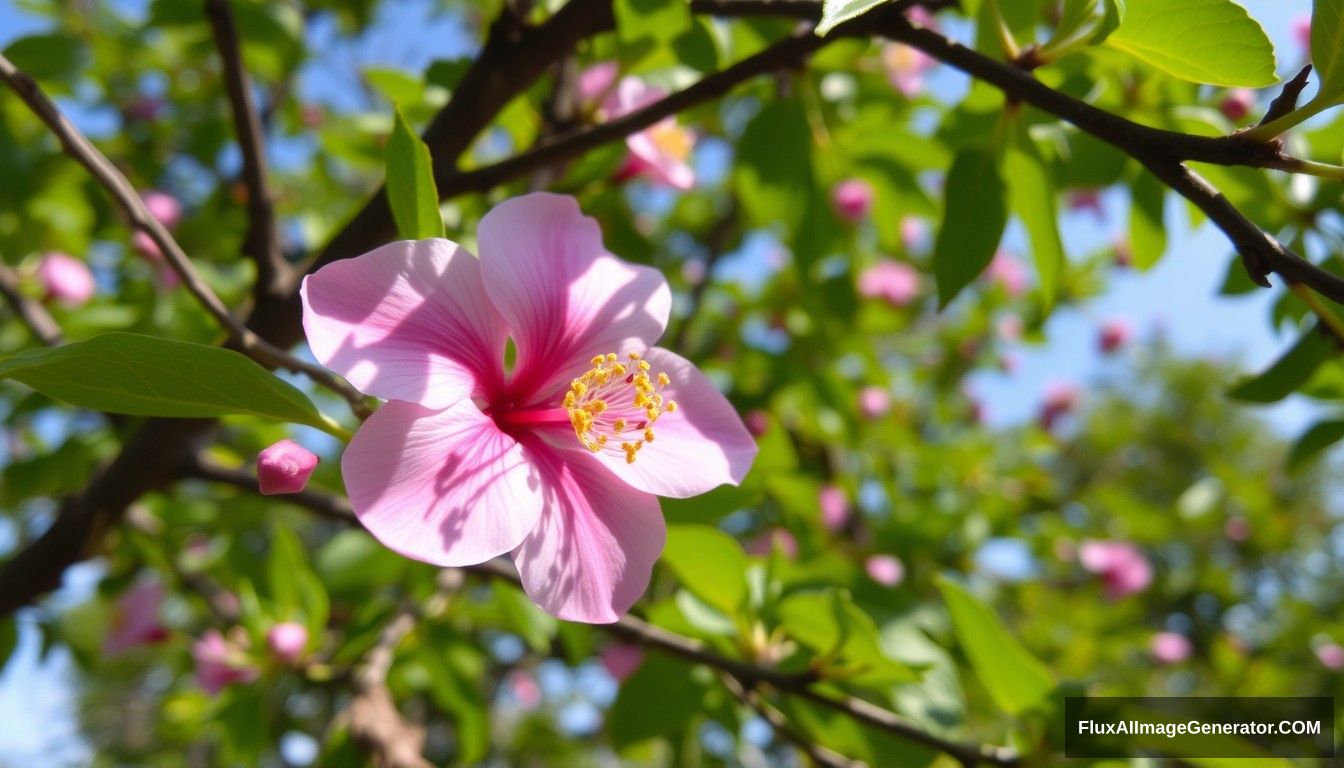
[204,0,287,300]
[720,673,865,768]
[0,52,371,419]
[0,261,63,346]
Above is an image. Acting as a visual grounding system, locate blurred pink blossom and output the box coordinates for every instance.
[1224,516,1251,542]
[865,554,904,586]
[1067,189,1104,218]
[819,484,850,532]
[985,251,1027,297]
[603,78,695,189]
[36,252,95,306]
[599,642,645,682]
[857,386,892,419]
[142,190,182,229]
[104,579,169,656]
[1219,89,1255,122]
[578,61,619,106]
[1150,632,1192,664]
[744,409,770,437]
[507,671,543,709]
[900,216,925,251]
[1316,642,1344,670]
[832,178,874,222]
[1292,14,1312,51]
[1039,381,1081,431]
[193,628,258,695]
[746,528,798,559]
[882,43,934,98]
[1098,317,1131,354]
[858,260,920,306]
[1079,540,1152,600]
[266,622,309,665]
[257,439,319,495]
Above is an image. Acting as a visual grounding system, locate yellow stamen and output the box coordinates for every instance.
[564,350,678,462]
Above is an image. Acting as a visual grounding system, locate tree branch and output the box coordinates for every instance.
[0,261,63,346]
[0,53,371,419]
[204,0,287,300]
[719,673,864,768]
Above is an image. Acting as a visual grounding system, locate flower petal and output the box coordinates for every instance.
[301,239,508,409]
[477,193,671,403]
[511,447,665,623]
[581,346,757,498]
[342,399,543,567]
[626,129,696,190]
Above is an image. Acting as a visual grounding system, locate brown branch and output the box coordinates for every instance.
[0,52,371,419]
[204,0,287,300]
[719,673,865,768]
[342,604,433,768]
[182,455,356,524]
[0,261,63,346]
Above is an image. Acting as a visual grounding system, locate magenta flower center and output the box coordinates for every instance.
[564,351,678,463]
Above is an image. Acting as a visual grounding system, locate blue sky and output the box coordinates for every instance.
[0,0,1320,762]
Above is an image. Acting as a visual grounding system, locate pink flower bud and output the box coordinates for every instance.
[1150,632,1192,664]
[578,61,620,107]
[832,178,875,222]
[257,439,319,495]
[818,484,850,531]
[507,671,542,709]
[745,528,797,560]
[1224,516,1250,542]
[857,386,892,419]
[193,628,258,695]
[266,621,309,665]
[599,642,644,682]
[1098,317,1131,354]
[882,43,934,97]
[1219,89,1255,122]
[1292,14,1312,51]
[141,190,182,230]
[985,251,1026,297]
[858,260,921,306]
[1316,642,1344,670]
[1067,189,1104,218]
[1039,381,1081,431]
[36,252,95,306]
[104,578,169,656]
[865,554,904,586]
[744,409,770,437]
[899,216,926,251]
[1079,539,1152,600]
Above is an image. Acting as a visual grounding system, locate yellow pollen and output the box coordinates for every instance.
[649,120,694,161]
[565,350,677,462]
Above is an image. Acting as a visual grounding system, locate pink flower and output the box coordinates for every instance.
[865,554,904,586]
[858,260,920,306]
[129,231,182,287]
[1292,14,1312,52]
[1079,539,1152,600]
[193,628,258,695]
[857,386,891,419]
[578,61,619,107]
[985,251,1027,297]
[104,579,169,656]
[507,671,543,709]
[1039,380,1081,431]
[266,622,309,665]
[818,484,850,531]
[301,194,757,623]
[602,78,695,189]
[1150,632,1192,664]
[1067,189,1104,218]
[744,409,770,437]
[1316,642,1344,670]
[832,178,874,222]
[1219,89,1255,122]
[1224,516,1250,542]
[1098,317,1131,354]
[257,439,319,495]
[141,190,182,230]
[882,43,934,98]
[599,642,644,682]
[36,252,95,306]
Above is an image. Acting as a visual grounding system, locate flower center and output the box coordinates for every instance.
[649,121,693,162]
[563,352,678,464]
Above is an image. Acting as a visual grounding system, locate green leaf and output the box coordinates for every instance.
[817,0,889,36]
[662,525,748,616]
[937,577,1054,716]
[1107,0,1277,87]
[267,524,306,612]
[1005,123,1064,310]
[608,656,707,749]
[1311,0,1344,100]
[934,147,1008,307]
[1129,168,1167,269]
[614,0,692,45]
[0,333,328,428]
[734,100,814,236]
[1287,418,1344,470]
[1092,0,1126,43]
[776,590,920,685]
[3,34,87,85]
[1228,327,1331,403]
[385,108,444,240]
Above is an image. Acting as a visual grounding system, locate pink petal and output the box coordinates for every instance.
[511,447,665,623]
[301,239,508,409]
[576,347,757,499]
[625,128,696,190]
[477,193,671,402]
[579,62,620,108]
[341,399,544,567]
[104,579,167,656]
